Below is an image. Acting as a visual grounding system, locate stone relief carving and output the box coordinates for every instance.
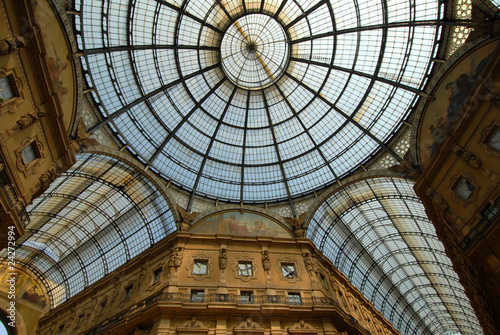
[8,109,45,135]
[284,212,306,237]
[181,316,208,328]
[70,118,99,154]
[0,36,25,55]
[262,250,271,271]
[169,247,183,269]
[177,204,200,231]
[289,320,316,330]
[219,248,227,270]
[303,253,317,273]
[235,318,262,329]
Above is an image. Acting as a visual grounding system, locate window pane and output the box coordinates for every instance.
[487,127,500,151]
[281,263,296,277]
[193,260,208,274]
[21,143,38,165]
[238,262,252,276]
[454,178,475,200]
[0,76,16,101]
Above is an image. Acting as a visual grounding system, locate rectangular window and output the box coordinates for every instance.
[0,76,16,101]
[153,268,162,283]
[57,325,64,335]
[486,126,500,152]
[99,300,107,314]
[320,274,327,288]
[240,291,254,303]
[454,178,475,200]
[281,263,296,278]
[288,292,301,305]
[123,285,133,301]
[193,260,208,275]
[190,290,205,302]
[481,198,500,222]
[77,314,84,327]
[238,261,253,276]
[21,142,39,166]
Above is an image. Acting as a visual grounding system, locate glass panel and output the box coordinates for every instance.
[0,76,16,101]
[238,262,252,276]
[191,290,204,302]
[193,260,208,275]
[454,178,475,200]
[21,143,38,165]
[487,126,500,152]
[281,263,296,277]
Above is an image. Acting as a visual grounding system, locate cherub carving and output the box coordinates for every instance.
[388,152,420,180]
[181,316,208,328]
[237,318,261,329]
[177,205,199,232]
[70,119,99,154]
[290,320,316,330]
[284,212,306,237]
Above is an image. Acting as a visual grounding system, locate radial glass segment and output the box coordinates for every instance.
[75,0,442,202]
[221,14,289,89]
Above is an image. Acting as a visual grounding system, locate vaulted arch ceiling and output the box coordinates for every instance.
[307,176,482,335]
[5,153,177,307]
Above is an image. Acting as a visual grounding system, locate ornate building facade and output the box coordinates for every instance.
[0,0,499,334]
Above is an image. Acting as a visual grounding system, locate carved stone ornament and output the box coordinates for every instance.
[0,36,25,55]
[284,212,306,237]
[177,204,200,231]
[70,119,99,154]
[169,247,184,270]
[32,162,62,194]
[303,253,318,273]
[177,317,209,335]
[219,248,227,269]
[234,318,264,335]
[288,320,318,335]
[387,151,420,180]
[262,250,271,271]
[8,109,46,135]
[181,317,209,328]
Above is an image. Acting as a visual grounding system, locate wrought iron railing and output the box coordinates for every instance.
[84,292,338,335]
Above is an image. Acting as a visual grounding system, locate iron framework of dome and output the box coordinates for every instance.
[76,0,443,204]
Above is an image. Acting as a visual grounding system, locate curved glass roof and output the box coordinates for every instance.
[307,177,482,335]
[3,154,176,307]
[75,0,442,203]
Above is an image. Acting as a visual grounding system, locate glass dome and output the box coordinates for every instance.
[77,0,442,203]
